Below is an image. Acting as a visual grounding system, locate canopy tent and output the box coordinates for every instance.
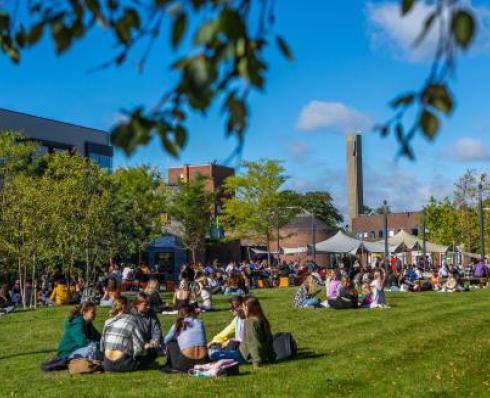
[313,230,387,254]
[250,247,280,255]
[380,230,449,253]
[282,246,308,255]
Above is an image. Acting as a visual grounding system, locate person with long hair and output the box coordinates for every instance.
[327,277,358,310]
[100,296,151,372]
[57,301,101,359]
[144,278,164,312]
[293,275,321,308]
[163,304,208,372]
[209,296,245,348]
[130,292,162,362]
[239,295,275,369]
[100,279,120,307]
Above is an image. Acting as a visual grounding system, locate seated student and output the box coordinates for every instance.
[130,292,161,361]
[163,304,208,372]
[224,275,245,296]
[57,301,101,360]
[293,275,321,308]
[440,272,465,293]
[173,280,191,309]
[239,295,275,369]
[49,280,71,306]
[208,297,245,350]
[100,297,153,372]
[144,278,164,313]
[429,271,442,291]
[195,272,213,310]
[325,270,341,300]
[359,283,373,308]
[0,284,15,315]
[328,277,358,310]
[100,279,120,307]
[370,269,388,308]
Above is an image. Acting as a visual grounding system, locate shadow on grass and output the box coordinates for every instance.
[275,349,326,364]
[0,348,56,360]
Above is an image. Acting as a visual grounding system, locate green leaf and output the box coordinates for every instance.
[401,0,416,15]
[27,23,44,45]
[174,125,186,148]
[413,11,437,47]
[422,84,453,114]
[193,21,216,46]
[172,13,187,48]
[451,10,475,49]
[420,110,439,139]
[276,36,293,61]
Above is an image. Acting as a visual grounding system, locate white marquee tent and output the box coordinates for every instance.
[312,230,388,254]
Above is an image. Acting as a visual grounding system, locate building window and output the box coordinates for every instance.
[378,230,383,238]
[89,153,112,171]
[363,232,368,239]
[411,228,419,236]
[388,230,395,237]
[370,231,376,239]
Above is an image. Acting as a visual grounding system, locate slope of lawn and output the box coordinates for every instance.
[1,288,490,398]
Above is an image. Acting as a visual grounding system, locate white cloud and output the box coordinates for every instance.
[295,101,373,133]
[366,1,490,62]
[448,137,490,162]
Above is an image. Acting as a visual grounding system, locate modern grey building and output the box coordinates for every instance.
[0,108,113,170]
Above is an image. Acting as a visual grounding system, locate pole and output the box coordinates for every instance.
[383,200,389,272]
[276,208,280,264]
[422,208,427,270]
[311,211,316,261]
[479,182,485,260]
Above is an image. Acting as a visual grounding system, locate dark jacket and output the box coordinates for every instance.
[130,308,162,344]
[57,315,101,358]
[239,318,275,366]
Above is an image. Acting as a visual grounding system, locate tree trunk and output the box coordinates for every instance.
[18,257,26,309]
[266,232,271,267]
[191,248,196,264]
[85,246,90,285]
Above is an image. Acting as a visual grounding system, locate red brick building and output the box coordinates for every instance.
[351,211,422,241]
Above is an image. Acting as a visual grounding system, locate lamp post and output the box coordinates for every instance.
[383,200,389,272]
[478,182,485,261]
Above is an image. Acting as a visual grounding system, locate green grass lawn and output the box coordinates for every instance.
[1,288,490,398]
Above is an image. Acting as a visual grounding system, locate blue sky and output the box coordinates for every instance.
[1,0,489,215]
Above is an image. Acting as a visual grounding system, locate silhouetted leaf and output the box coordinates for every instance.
[420,110,439,139]
[172,13,187,48]
[451,9,475,49]
[391,93,415,108]
[276,36,293,61]
[413,11,437,47]
[401,0,416,15]
[422,84,453,114]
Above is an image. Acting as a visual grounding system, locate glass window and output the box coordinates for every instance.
[388,230,395,237]
[378,230,384,238]
[89,153,112,171]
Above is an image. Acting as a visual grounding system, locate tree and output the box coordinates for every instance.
[282,190,342,228]
[0,1,479,159]
[109,166,166,265]
[423,196,460,248]
[221,159,296,264]
[166,175,214,263]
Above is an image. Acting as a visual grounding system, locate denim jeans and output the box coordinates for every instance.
[208,348,246,363]
[302,298,320,308]
[69,342,102,360]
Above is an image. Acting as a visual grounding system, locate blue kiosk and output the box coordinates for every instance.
[147,234,187,282]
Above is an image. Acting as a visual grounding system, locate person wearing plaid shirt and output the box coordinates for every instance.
[101,296,154,372]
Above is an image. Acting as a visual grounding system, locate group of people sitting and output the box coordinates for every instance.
[294,268,388,310]
[54,292,276,374]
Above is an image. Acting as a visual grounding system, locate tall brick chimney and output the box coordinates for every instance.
[346,134,364,231]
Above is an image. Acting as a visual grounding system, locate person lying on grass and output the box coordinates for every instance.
[163,304,208,372]
[100,296,155,372]
[327,277,358,310]
[293,275,321,308]
[208,296,245,350]
[57,301,101,360]
[130,292,162,359]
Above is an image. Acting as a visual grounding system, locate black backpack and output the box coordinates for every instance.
[41,356,68,372]
[273,332,297,361]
